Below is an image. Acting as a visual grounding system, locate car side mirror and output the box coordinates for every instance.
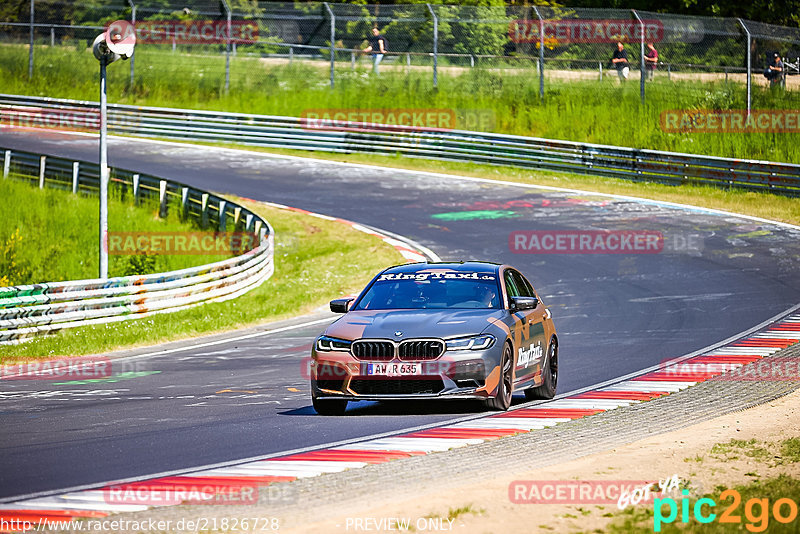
[510,296,538,312]
[330,298,354,313]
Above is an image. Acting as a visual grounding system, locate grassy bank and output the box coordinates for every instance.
[2,45,798,163]
[0,176,228,286]
[0,196,404,361]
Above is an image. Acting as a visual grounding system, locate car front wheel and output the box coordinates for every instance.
[486,343,513,411]
[312,396,348,416]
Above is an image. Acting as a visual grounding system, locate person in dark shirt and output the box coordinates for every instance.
[611,41,629,81]
[765,53,784,87]
[645,43,658,80]
[363,27,387,75]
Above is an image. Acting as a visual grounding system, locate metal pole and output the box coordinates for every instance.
[738,19,751,118]
[128,0,136,88]
[533,6,544,99]
[632,10,645,105]
[28,0,34,79]
[324,3,335,88]
[222,0,231,92]
[99,55,109,280]
[427,4,438,88]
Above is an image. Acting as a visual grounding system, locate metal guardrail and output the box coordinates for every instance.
[0,147,274,344]
[0,94,797,195]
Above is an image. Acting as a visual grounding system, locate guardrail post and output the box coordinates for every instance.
[158,179,167,218]
[233,206,241,230]
[221,0,231,93]
[201,193,209,228]
[738,19,752,118]
[128,0,136,88]
[38,155,46,188]
[324,3,335,88]
[181,186,189,217]
[3,150,10,178]
[28,0,34,80]
[632,10,645,105]
[245,213,253,232]
[218,200,227,231]
[254,219,263,237]
[427,4,438,88]
[533,6,544,99]
[72,161,79,193]
[132,173,139,204]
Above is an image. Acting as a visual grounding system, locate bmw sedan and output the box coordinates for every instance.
[310,261,558,415]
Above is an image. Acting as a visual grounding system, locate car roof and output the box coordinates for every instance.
[381,261,501,275]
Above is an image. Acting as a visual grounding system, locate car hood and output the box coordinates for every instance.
[325,309,507,341]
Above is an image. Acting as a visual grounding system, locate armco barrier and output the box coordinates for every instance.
[0,148,274,344]
[1,94,799,195]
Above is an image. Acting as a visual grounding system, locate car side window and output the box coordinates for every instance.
[504,270,520,300]
[509,270,534,298]
[515,272,536,298]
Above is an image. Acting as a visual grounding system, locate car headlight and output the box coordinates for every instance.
[316,336,352,352]
[445,334,495,351]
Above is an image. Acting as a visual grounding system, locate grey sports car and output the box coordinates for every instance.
[309,261,558,415]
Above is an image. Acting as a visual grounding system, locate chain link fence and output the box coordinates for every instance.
[1,2,799,113]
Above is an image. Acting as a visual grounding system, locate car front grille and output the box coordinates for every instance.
[398,340,444,361]
[352,340,395,361]
[349,378,445,396]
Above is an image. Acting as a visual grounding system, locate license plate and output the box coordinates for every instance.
[366,363,423,376]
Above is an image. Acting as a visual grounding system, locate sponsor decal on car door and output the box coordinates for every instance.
[505,269,547,385]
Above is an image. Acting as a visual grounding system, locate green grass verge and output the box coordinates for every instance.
[0,175,228,286]
[2,45,798,163]
[0,197,404,362]
[606,475,800,533]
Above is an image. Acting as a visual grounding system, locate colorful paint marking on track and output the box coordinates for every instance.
[3,314,798,530]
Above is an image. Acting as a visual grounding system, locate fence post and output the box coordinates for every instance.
[128,0,136,88]
[324,3,335,88]
[132,173,139,203]
[159,180,168,218]
[221,0,231,93]
[201,193,209,228]
[181,186,189,216]
[38,155,45,188]
[28,0,34,79]
[599,60,603,80]
[289,46,293,64]
[533,6,544,99]
[738,19,752,118]
[218,200,227,231]
[72,161,79,193]
[427,4,438,88]
[3,150,10,178]
[351,50,355,69]
[50,25,54,47]
[632,10,645,105]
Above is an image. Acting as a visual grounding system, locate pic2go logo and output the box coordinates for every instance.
[654,490,800,532]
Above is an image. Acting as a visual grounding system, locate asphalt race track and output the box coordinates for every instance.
[1,129,799,501]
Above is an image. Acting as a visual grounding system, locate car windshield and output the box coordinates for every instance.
[354,271,501,310]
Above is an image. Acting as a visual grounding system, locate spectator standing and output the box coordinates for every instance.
[363,27,387,75]
[645,42,658,80]
[611,42,629,81]
[764,53,784,87]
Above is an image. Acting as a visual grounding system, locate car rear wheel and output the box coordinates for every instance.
[486,343,513,411]
[525,338,558,400]
[312,396,348,416]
